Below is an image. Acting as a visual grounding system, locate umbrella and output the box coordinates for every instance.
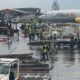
[52,31,58,35]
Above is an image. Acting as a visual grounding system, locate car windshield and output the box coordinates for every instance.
[0,63,9,75]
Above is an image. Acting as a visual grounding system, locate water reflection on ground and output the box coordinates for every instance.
[51,49,80,80]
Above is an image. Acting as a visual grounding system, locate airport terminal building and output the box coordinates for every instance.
[0,8,41,18]
[0,8,41,34]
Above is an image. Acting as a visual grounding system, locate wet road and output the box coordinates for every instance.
[50,50,80,80]
[0,31,80,80]
[24,41,80,80]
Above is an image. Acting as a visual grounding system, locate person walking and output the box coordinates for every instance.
[28,26,33,41]
[41,43,49,61]
[70,35,75,51]
[35,28,40,40]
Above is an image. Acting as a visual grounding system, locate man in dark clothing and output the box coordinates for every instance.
[77,39,80,49]
[9,72,15,80]
[53,34,57,41]
[53,34,57,49]
[76,33,80,49]
[70,35,74,51]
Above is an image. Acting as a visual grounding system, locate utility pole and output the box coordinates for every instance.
[51,0,60,10]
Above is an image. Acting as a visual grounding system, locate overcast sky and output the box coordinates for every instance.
[0,0,80,12]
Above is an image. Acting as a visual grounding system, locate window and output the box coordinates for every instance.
[0,63,9,75]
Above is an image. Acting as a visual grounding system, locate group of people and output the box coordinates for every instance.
[28,24,40,41]
[40,33,80,61]
[20,23,40,41]
[7,27,20,49]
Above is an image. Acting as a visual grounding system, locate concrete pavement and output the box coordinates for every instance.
[0,34,41,60]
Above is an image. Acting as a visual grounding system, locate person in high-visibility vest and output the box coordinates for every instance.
[31,27,35,41]
[42,44,49,61]
[28,27,32,34]
[28,26,33,41]
[36,28,39,35]
[35,28,40,40]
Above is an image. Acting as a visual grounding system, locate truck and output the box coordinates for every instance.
[0,57,51,80]
[0,58,19,80]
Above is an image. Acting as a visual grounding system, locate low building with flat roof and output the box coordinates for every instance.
[0,8,41,18]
